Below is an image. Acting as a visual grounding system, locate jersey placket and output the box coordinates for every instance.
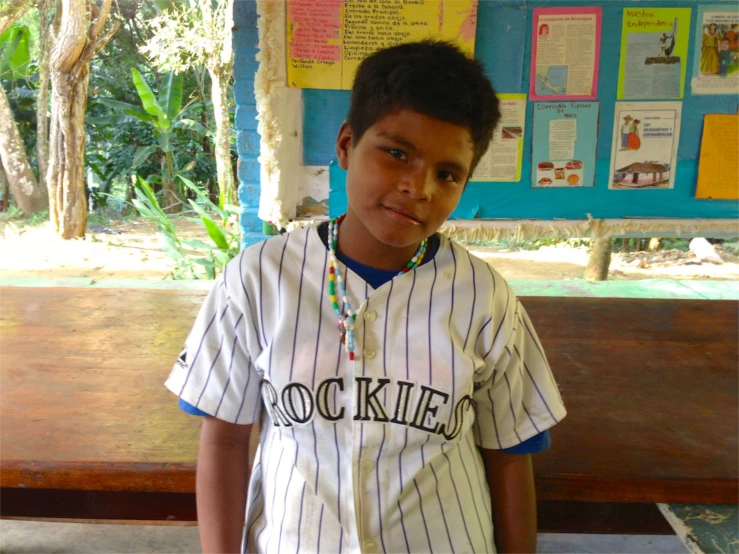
[351,290,387,554]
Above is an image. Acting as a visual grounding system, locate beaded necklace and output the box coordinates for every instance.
[327,214,428,360]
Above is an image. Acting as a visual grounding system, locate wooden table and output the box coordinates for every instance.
[1,287,737,531]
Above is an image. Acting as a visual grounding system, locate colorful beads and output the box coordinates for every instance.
[327,215,428,361]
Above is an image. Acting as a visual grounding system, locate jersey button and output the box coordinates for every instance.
[363,347,376,360]
[363,310,377,322]
[360,459,375,474]
[363,540,377,552]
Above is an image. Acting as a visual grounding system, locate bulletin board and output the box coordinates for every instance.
[257,0,739,237]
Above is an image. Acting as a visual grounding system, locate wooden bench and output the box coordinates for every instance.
[1,286,736,534]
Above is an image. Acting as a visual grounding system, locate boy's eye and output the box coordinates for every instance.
[438,171,459,183]
[387,148,407,161]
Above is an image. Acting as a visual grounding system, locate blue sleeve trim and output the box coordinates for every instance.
[179,397,211,417]
[499,430,551,454]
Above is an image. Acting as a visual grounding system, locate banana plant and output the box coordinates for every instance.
[89,69,207,210]
[0,23,33,81]
[131,175,240,279]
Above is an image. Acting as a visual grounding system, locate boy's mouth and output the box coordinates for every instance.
[381,204,423,226]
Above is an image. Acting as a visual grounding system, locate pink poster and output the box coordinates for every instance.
[530,7,602,101]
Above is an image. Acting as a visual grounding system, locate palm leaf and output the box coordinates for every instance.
[132,145,158,168]
[173,118,208,136]
[159,72,183,123]
[202,216,229,250]
[131,68,167,128]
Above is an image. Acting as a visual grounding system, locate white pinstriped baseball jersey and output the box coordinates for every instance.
[165,224,567,554]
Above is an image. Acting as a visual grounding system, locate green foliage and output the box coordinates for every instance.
[130,176,240,279]
[0,23,33,81]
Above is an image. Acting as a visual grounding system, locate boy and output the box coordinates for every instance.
[166,40,566,554]
[718,38,732,77]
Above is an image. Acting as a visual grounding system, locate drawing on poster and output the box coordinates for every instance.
[609,102,681,190]
[618,8,692,99]
[691,6,739,95]
[530,7,602,100]
[532,101,599,188]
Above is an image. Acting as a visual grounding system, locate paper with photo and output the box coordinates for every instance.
[609,102,681,190]
[530,7,602,100]
[696,114,738,200]
[470,94,526,182]
[617,8,692,99]
[532,101,599,188]
[287,0,478,90]
[691,5,739,95]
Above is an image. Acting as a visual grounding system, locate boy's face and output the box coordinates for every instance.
[336,109,474,249]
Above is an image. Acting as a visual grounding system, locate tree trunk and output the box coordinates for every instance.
[0,84,48,212]
[584,238,613,281]
[0,0,48,213]
[48,64,89,238]
[209,68,235,207]
[0,163,10,212]
[47,0,118,238]
[36,0,56,193]
[205,0,235,207]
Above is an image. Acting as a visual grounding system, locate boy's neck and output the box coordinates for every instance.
[337,212,424,272]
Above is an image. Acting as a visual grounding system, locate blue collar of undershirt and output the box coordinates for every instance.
[317,222,440,290]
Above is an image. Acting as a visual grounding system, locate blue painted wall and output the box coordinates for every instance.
[297,0,739,221]
[233,0,266,247]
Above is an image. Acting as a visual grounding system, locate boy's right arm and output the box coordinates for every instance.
[197,416,253,554]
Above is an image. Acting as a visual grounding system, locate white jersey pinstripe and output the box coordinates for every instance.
[165,224,567,554]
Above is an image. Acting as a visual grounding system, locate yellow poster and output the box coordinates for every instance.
[287,0,478,90]
[696,114,739,200]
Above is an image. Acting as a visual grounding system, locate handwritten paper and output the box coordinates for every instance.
[287,0,478,90]
[617,8,692,99]
[696,114,739,200]
[470,94,526,182]
[530,7,602,100]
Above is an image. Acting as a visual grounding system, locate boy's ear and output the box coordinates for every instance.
[335,121,353,171]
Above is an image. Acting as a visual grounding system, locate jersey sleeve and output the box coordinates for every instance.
[164,271,263,425]
[473,284,567,450]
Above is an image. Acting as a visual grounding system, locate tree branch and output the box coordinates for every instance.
[73,18,119,77]
[51,0,89,73]
[88,0,112,41]
[0,0,35,36]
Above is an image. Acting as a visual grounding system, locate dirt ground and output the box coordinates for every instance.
[1,218,738,281]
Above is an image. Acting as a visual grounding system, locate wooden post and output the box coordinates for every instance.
[584,238,613,280]
[621,238,629,253]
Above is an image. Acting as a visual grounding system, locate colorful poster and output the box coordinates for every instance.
[531,101,599,188]
[691,6,739,95]
[530,7,602,100]
[470,94,526,182]
[609,101,682,190]
[287,0,478,90]
[617,8,692,99]
[696,114,739,200]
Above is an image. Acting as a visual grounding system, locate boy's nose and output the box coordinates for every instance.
[398,169,432,201]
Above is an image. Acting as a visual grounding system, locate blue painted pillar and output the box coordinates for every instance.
[233,0,265,248]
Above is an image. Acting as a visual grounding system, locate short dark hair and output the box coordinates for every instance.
[347,40,501,176]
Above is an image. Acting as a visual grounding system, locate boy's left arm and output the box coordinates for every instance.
[481,448,537,554]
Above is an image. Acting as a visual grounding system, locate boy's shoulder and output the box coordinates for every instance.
[444,237,519,313]
[221,224,321,289]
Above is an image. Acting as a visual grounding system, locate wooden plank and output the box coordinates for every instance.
[0,287,737,505]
